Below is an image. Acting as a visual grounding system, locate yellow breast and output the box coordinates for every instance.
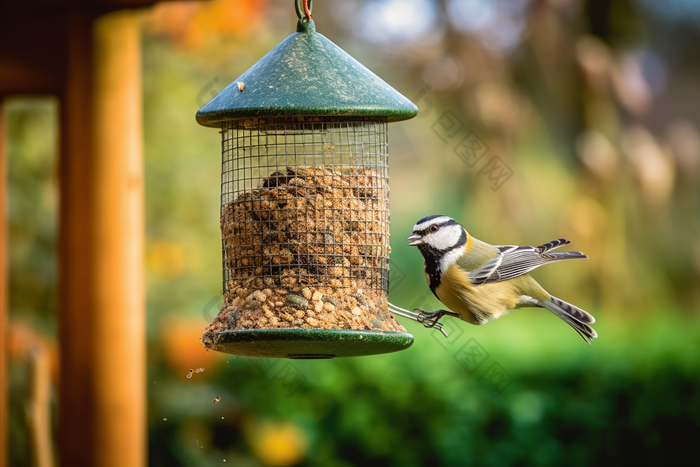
[435,263,521,325]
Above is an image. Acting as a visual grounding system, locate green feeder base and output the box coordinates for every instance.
[203,328,414,359]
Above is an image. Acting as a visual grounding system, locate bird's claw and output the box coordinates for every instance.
[387,303,450,338]
[413,308,454,338]
[414,308,441,328]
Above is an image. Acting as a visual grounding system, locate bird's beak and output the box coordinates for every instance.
[406,234,423,246]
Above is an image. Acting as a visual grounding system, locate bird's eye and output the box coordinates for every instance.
[429,225,439,233]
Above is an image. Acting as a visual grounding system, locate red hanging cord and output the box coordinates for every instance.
[304,0,312,20]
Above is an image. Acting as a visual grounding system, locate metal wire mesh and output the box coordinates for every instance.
[220,117,390,298]
[203,116,407,333]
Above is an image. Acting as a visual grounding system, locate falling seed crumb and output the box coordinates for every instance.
[237,82,244,92]
[186,373,192,379]
[163,418,167,421]
[189,369,194,373]
[214,396,221,403]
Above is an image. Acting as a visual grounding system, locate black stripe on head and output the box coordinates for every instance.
[416,214,446,225]
[413,215,457,235]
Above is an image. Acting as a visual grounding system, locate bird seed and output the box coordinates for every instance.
[202,166,404,345]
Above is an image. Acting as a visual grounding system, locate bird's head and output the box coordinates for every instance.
[406,215,467,258]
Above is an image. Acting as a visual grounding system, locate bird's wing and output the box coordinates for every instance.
[454,237,502,272]
[467,254,503,285]
[534,238,571,253]
[468,239,587,286]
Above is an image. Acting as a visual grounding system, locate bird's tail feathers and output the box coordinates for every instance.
[550,296,595,323]
[540,296,597,344]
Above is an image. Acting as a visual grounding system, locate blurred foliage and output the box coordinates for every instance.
[6,0,700,465]
[146,314,700,466]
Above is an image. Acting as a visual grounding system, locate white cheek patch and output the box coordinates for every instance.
[439,246,464,271]
[426,224,463,250]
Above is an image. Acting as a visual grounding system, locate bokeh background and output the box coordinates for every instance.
[7,0,700,465]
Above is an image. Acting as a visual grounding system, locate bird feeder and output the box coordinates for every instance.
[198,1,418,358]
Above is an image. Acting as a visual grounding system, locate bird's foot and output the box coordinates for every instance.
[413,308,459,330]
[387,303,451,338]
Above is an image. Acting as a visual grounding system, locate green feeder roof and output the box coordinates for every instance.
[196,20,418,127]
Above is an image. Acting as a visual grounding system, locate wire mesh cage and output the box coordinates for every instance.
[197,3,418,358]
[202,117,409,348]
[223,118,388,287]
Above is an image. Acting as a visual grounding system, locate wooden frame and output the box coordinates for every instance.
[0,2,159,465]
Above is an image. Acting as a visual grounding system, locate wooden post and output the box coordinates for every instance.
[59,13,95,466]
[91,11,145,467]
[59,10,144,467]
[0,98,8,467]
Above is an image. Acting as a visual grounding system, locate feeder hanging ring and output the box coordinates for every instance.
[295,0,313,21]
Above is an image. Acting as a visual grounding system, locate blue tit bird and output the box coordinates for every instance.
[406,215,597,343]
